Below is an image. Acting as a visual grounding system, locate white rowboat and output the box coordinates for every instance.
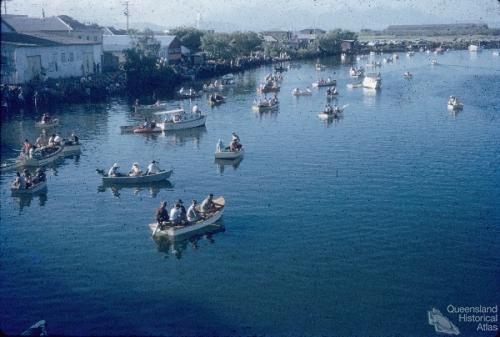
[20,146,63,167]
[214,149,244,159]
[35,119,59,128]
[150,197,225,237]
[101,169,173,184]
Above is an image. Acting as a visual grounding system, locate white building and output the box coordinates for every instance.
[103,34,186,63]
[1,32,102,84]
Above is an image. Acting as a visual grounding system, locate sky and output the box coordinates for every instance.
[4,0,500,31]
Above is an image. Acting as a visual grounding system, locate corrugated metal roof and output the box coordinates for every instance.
[2,15,71,32]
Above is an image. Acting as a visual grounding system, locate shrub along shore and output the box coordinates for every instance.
[2,27,499,111]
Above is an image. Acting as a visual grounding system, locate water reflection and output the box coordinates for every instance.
[319,114,344,127]
[14,191,48,212]
[252,108,279,120]
[362,88,381,106]
[163,126,207,148]
[153,223,225,259]
[215,157,244,174]
[98,180,174,198]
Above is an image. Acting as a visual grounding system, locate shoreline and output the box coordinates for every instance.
[2,36,499,112]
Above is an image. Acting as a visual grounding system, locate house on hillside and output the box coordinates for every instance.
[296,28,326,47]
[1,31,102,84]
[341,40,356,53]
[102,34,185,67]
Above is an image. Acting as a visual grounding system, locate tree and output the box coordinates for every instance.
[169,27,205,52]
[201,33,233,60]
[123,29,178,93]
[318,29,358,54]
[229,31,263,56]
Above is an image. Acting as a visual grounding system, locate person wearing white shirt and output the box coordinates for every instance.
[187,200,200,222]
[200,193,214,213]
[146,160,160,175]
[108,163,120,177]
[192,104,200,114]
[53,133,62,144]
[48,134,56,146]
[129,163,142,176]
[169,203,183,224]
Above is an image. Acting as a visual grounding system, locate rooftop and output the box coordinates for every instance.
[2,15,71,32]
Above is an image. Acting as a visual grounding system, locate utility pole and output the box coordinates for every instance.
[3,0,12,15]
[123,1,130,31]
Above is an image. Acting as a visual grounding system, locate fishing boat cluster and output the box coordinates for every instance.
[4,114,81,196]
[4,46,485,246]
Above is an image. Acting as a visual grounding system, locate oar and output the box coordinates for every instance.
[152,222,160,237]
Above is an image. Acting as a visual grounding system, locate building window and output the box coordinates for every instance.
[94,36,97,41]
[86,36,90,40]
[61,53,66,63]
[78,35,82,39]
[69,52,74,62]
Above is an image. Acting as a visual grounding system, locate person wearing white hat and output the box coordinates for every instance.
[128,162,142,176]
[108,163,120,177]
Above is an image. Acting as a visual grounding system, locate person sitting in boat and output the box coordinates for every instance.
[179,87,185,95]
[108,163,120,177]
[154,100,161,106]
[35,134,47,148]
[53,133,63,145]
[231,132,240,143]
[169,203,183,225]
[32,168,46,184]
[48,134,57,147]
[156,201,169,227]
[69,132,79,144]
[187,199,200,222]
[177,199,187,222]
[192,104,200,114]
[146,160,160,175]
[12,172,26,190]
[22,139,33,154]
[128,163,142,177]
[134,98,140,107]
[23,169,32,188]
[200,193,215,214]
[216,139,224,152]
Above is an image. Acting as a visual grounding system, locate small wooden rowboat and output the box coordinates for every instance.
[447,103,463,111]
[134,103,168,113]
[312,80,337,88]
[62,142,81,154]
[120,125,139,133]
[150,196,225,237]
[214,149,244,159]
[35,119,59,128]
[208,97,226,106]
[11,180,47,195]
[133,126,162,133]
[20,146,64,167]
[101,169,173,184]
[252,102,279,112]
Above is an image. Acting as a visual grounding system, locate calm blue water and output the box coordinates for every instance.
[1,51,499,336]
